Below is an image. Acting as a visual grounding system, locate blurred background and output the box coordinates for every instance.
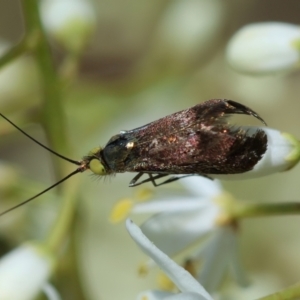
[0,0,300,299]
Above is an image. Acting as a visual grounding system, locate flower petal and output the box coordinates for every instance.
[195,228,230,292]
[141,204,219,255]
[126,219,213,300]
[132,197,210,214]
[227,230,248,287]
[194,227,246,292]
[251,128,300,174]
[42,283,62,300]
[179,177,222,198]
[137,291,209,300]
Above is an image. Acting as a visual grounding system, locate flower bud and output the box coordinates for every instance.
[0,243,54,300]
[40,0,96,53]
[226,22,300,75]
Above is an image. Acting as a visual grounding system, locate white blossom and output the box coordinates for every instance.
[126,219,213,300]
[226,22,300,75]
[138,177,222,256]
[124,176,247,292]
[0,243,55,300]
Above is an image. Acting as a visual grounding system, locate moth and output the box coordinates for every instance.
[0,99,267,215]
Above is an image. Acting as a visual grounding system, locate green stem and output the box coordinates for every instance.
[46,168,80,252]
[22,0,69,180]
[0,27,44,69]
[257,281,300,300]
[21,0,80,253]
[0,39,27,69]
[231,201,300,219]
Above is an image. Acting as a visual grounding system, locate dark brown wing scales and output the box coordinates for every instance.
[101,99,268,175]
[123,126,267,174]
[220,128,267,174]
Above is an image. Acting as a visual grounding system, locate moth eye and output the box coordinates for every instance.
[89,159,106,175]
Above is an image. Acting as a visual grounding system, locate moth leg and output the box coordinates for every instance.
[153,173,214,186]
[129,172,144,187]
[129,173,169,187]
[148,174,170,187]
[153,175,191,186]
[129,173,213,187]
[150,174,194,186]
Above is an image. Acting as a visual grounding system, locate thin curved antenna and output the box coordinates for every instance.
[0,113,80,166]
[0,168,81,217]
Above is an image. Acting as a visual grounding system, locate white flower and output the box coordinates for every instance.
[138,177,222,256]
[0,243,55,300]
[216,127,300,180]
[123,176,246,292]
[126,219,213,300]
[226,22,300,75]
[40,0,96,53]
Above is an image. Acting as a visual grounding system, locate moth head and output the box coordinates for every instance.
[86,147,107,176]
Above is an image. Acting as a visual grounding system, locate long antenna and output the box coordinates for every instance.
[0,168,81,217]
[0,113,81,166]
